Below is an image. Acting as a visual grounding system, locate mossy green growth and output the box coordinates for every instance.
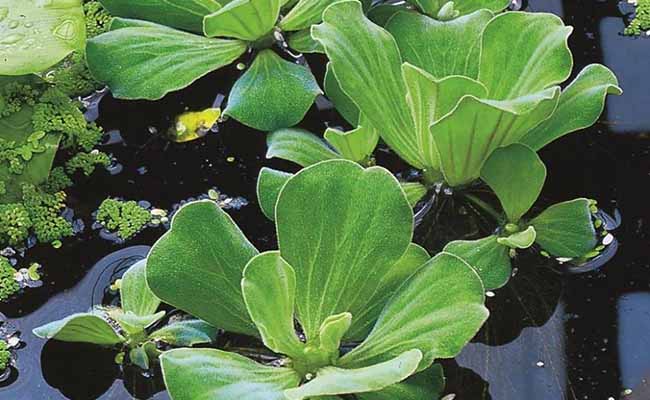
[22,184,73,244]
[97,199,152,240]
[0,257,19,302]
[0,339,10,370]
[65,150,110,176]
[625,0,650,35]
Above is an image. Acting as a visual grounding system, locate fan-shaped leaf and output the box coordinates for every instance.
[120,259,160,316]
[257,167,292,220]
[147,201,259,337]
[443,235,510,290]
[276,159,413,341]
[266,128,339,167]
[33,312,125,346]
[203,0,281,40]
[224,50,321,131]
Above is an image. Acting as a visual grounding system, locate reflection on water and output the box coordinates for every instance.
[618,293,650,396]
[601,17,650,134]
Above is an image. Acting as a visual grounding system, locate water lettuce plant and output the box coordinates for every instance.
[83,0,343,131]
[33,260,217,369]
[263,2,621,195]
[443,143,603,289]
[146,159,488,399]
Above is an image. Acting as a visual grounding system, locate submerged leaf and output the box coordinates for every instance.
[241,251,304,358]
[521,64,622,150]
[481,143,547,222]
[147,201,259,337]
[530,198,597,258]
[340,252,488,371]
[224,50,321,131]
[203,0,281,40]
[275,159,413,341]
[99,0,221,33]
[87,25,247,100]
[160,348,301,400]
[0,0,86,75]
[284,350,422,399]
[33,312,125,346]
[120,260,161,316]
[443,235,510,290]
[266,128,339,167]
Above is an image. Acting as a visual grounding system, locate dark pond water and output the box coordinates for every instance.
[1,0,649,399]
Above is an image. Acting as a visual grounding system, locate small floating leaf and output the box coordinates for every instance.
[33,312,125,345]
[203,0,281,40]
[168,108,221,143]
[224,50,321,131]
[443,235,510,290]
[266,128,340,167]
[497,226,537,249]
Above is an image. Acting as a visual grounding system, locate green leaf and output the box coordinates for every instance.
[147,200,259,337]
[257,167,293,221]
[120,259,161,316]
[480,143,547,222]
[203,0,281,40]
[430,87,560,186]
[149,319,218,346]
[323,115,379,163]
[160,348,301,400]
[280,0,337,31]
[284,350,423,399]
[109,17,163,30]
[521,64,622,150]
[356,363,445,400]
[241,251,304,358]
[112,310,165,335]
[324,63,359,125]
[312,0,424,169]
[276,160,413,341]
[288,29,324,53]
[346,243,430,340]
[497,226,537,249]
[87,25,247,100]
[129,345,151,369]
[99,0,221,33]
[402,63,487,171]
[340,252,488,371]
[33,312,125,346]
[317,312,352,356]
[479,12,573,100]
[530,198,597,258]
[0,106,60,203]
[443,235,510,290]
[386,9,493,80]
[400,183,428,208]
[453,0,509,15]
[266,128,340,167]
[0,0,86,75]
[224,50,321,131]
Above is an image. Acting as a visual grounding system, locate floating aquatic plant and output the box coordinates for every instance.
[443,144,605,289]
[96,198,153,240]
[0,256,18,302]
[262,2,621,199]
[83,0,340,131]
[146,159,488,399]
[34,260,217,370]
[624,0,650,36]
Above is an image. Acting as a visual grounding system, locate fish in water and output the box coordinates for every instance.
[167,108,221,143]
